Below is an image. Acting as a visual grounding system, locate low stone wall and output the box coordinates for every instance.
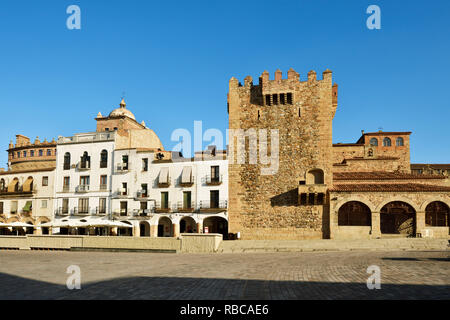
[180,233,222,253]
[334,226,371,240]
[0,234,223,253]
[421,227,449,239]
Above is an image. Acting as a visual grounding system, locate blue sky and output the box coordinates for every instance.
[0,0,449,167]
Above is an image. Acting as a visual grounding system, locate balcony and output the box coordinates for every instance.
[95,206,107,216]
[155,201,171,213]
[99,184,108,191]
[62,185,70,193]
[116,163,130,173]
[132,209,153,218]
[178,176,194,187]
[77,162,91,171]
[113,188,129,199]
[205,174,223,186]
[298,184,328,206]
[0,186,37,197]
[157,177,171,188]
[135,190,149,200]
[199,200,227,213]
[113,209,129,217]
[176,201,195,213]
[73,207,90,216]
[75,185,90,193]
[55,207,70,216]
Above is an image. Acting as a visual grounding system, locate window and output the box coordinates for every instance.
[42,176,48,186]
[272,94,278,105]
[369,138,378,146]
[161,192,169,209]
[78,198,89,214]
[99,198,106,214]
[183,191,192,209]
[142,158,148,171]
[62,198,69,214]
[80,152,90,169]
[23,151,27,157]
[64,152,71,170]
[140,201,148,210]
[383,137,391,147]
[210,190,219,208]
[100,175,107,190]
[80,176,90,186]
[141,184,148,197]
[30,150,34,157]
[0,202,3,214]
[120,201,128,216]
[47,149,51,156]
[286,92,293,104]
[280,93,285,105]
[41,200,47,208]
[211,166,219,180]
[105,128,109,131]
[39,150,43,156]
[0,179,5,190]
[122,155,129,169]
[122,182,127,195]
[17,152,20,158]
[11,201,18,214]
[396,137,404,146]
[100,150,108,168]
[63,177,70,191]
[265,95,271,106]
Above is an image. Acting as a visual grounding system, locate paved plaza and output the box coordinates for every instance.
[0,250,448,299]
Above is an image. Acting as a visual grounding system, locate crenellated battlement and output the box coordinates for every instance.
[229,68,334,91]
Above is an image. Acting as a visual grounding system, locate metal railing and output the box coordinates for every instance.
[75,184,90,193]
[205,174,223,185]
[199,200,228,209]
[116,163,130,172]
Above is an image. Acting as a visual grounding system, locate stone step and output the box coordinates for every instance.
[218,239,450,253]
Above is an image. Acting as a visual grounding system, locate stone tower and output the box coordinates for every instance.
[227,68,338,239]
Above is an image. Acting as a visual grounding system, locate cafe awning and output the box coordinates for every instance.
[181,166,192,183]
[7,179,19,193]
[22,177,33,192]
[159,167,169,184]
[22,201,32,212]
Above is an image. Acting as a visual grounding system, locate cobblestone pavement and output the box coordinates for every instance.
[0,250,448,299]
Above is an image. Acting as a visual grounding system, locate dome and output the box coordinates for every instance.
[108,99,136,120]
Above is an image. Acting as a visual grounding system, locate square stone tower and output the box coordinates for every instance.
[227,68,338,239]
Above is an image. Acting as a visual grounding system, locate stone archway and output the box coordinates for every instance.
[338,201,371,226]
[380,201,416,236]
[425,201,449,227]
[203,216,228,239]
[139,221,151,237]
[158,217,173,237]
[180,216,197,233]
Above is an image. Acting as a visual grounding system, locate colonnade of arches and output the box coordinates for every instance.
[336,200,449,237]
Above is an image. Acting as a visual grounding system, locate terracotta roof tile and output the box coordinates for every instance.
[333,171,445,180]
[330,183,450,192]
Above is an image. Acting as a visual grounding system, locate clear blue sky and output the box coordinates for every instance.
[1,0,449,167]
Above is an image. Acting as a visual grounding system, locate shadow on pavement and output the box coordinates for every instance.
[0,272,448,300]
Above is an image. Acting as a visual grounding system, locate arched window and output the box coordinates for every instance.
[396,137,404,146]
[0,179,5,191]
[80,152,90,169]
[369,138,378,146]
[306,169,324,185]
[100,150,108,168]
[338,201,371,226]
[63,153,71,170]
[425,201,449,227]
[383,137,391,147]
